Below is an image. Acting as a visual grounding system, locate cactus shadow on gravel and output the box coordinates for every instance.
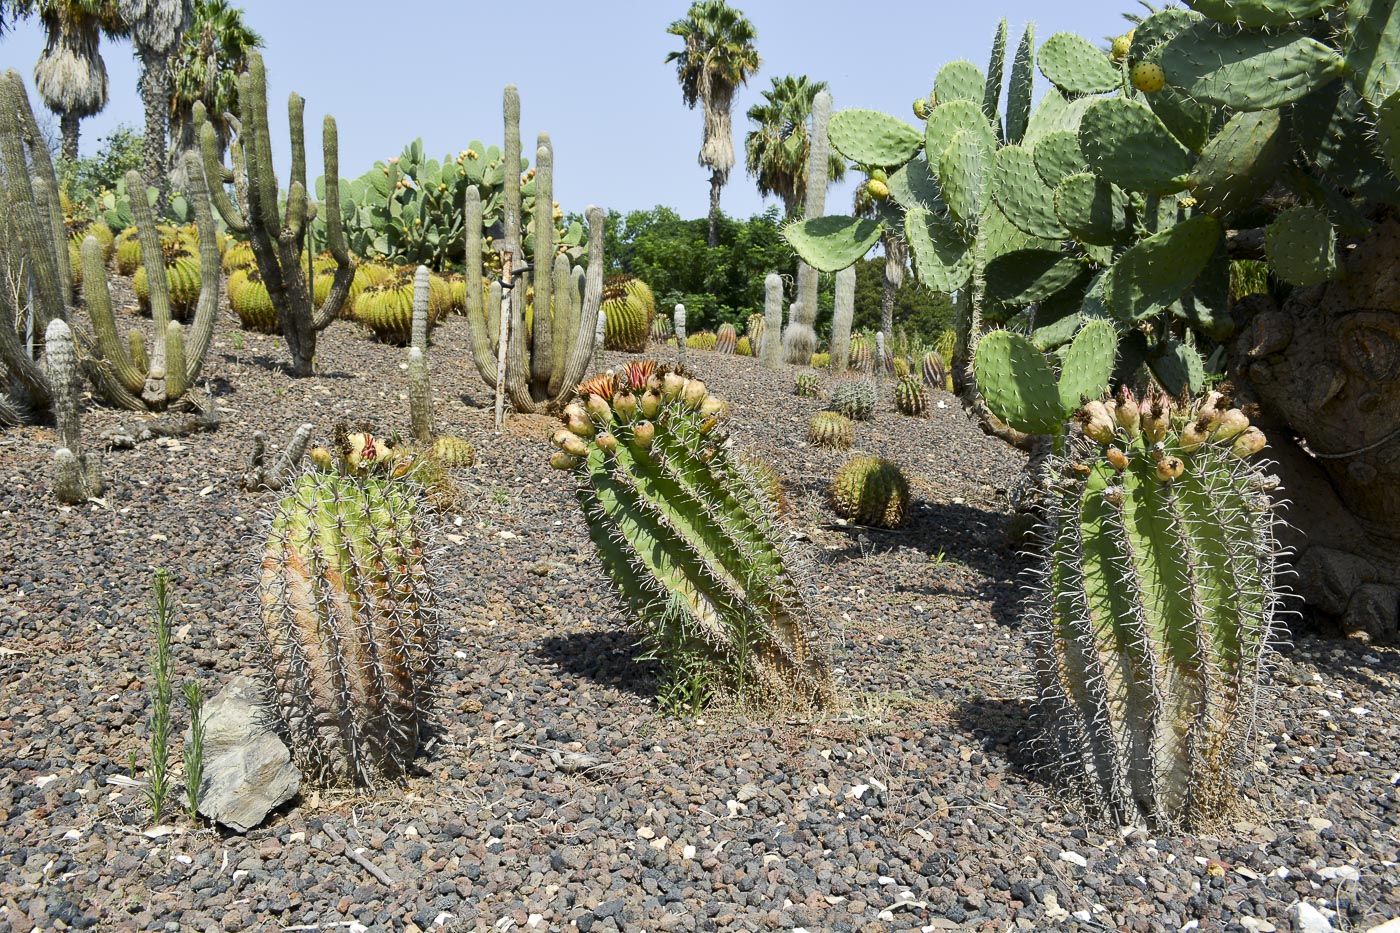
[818,497,1019,581]
[534,628,660,701]
[951,694,1044,787]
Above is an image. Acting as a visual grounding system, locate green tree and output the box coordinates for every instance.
[665,0,760,248]
[166,0,260,186]
[744,74,845,219]
[851,256,953,345]
[59,122,141,200]
[116,0,192,203]
[13,0,124,161]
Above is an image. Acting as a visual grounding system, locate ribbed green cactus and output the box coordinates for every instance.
[259,429,440,787]
[195,51,353,377]
[745,313,766,347]
[222,239,256,273]
[807,411,855,449]
[133,255,203,319]
[848,335,873,374]
[601,275,655,353]
[650,315,674,342]
[830,456,911,529]
[686,331,718,351]
[794,372,822,398]
[828,379,877,421]
[894,375,930,417]
[353,267,450,345]
[715,323,738,355]
[1031,387,1280,831]
[549,362,837,712]
[432,435,476,468]
[228,268,279,334]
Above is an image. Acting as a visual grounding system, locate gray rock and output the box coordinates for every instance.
[186,675,299,833]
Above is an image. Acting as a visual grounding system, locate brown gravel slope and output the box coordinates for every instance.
[0,289,1397,933]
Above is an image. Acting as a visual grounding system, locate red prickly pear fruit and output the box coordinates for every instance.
[1115,386,1141,438]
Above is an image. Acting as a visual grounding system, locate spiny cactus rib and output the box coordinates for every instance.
[1032,389,1281,831]
[551,365,836,712]
[894,375,930,417]
[260,447,440,787]
[831,456,911,529]
[807,411,854,449]
[794,372,822,398]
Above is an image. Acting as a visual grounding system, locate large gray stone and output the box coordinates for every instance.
[186,675,300,832]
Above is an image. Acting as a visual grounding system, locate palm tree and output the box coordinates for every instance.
[744,74,845,220]
[13,1,123,162]
[665,0,760,247]
[117,0,192,201]
[165,0,260,186]
[854,179,908,340]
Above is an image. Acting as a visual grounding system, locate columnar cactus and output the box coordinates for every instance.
[715,323,738,355]
[830,456,911,529]
[407,267,434,445]
[195,51,354,377]
[259,430,440,787]
[761,273,783,368]
[794,372,822,398]
[894,374,930,417]
[746,313,766,349]
[46,319,103,503]
[242,423,313,492]
[830,264,856,372]
[807,411,855,450]
[828,378,877,421]
[674,304,687,368]
[784,91,833,364]
[549,362,837,711]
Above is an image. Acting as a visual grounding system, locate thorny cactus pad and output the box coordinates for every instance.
[549,362,836,712]
[259,433,440,787]
[1031,388,1282,831]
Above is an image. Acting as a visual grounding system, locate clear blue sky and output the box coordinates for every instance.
[2,0,1134,221]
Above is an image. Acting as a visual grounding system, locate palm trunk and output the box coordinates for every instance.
[59,112,80,163]
[707,169,723,247]
[137,48,171,212]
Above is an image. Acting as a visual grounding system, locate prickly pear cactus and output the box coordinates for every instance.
[258,430,440,787]
[894,375,930,417]
[1032,386,1280,831]
[549,361,836,711]
[830,456,911,529]
[828,379,877,421]
[807,411,855,450]
[794,372,822,398]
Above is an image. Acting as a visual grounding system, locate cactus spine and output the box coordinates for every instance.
[549,363,836,711]
[761,273,783,368]
[196,52,353,377]
[408,266,433,444]
[807,411,855,449]
[46,320,102,503]
[259,434,440,787]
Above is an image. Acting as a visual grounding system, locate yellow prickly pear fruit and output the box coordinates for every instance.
[699,396,727,419]
[1212,409,1250,442]
[633,420,655,448]
[1131,61,1166,93]
[1111,32,1133,60]
[1141,391,1171,444]
[913,97,930,120]
[1231,426,1267,458]
[550,452,581,470]
[1115,386,1141,439]
[1156,456,1185,482]
[867,179,890,201]
[563,403,595,437]
[1106,447,1129,470]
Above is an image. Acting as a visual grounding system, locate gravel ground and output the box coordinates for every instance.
[0,281,1398,933]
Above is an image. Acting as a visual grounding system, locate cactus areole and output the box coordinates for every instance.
[550,362,836,711]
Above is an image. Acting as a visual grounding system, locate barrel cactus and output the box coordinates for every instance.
[828,379,877,421]
[848,334,873,374]
[258,428,441,788]
[600,274,655,352]
[686,331,717,351]
[228,268,279,335]
[795,372,822,398]
[114,227,142,274]
[715,323,738,354]
[830,456,911,529]
[807,411,855,450]
[222,239,256,273]
[736,335,753,356]
[650,315,673,342]
[353,267,450,344]
[746,313,766,347]
[810,352,830,368]
[894,374,930,417]
[432,435,476,468]
[549,361,836,712]
[922,350,950,392]
[134,255,203,320]
[1029,387,1280,830]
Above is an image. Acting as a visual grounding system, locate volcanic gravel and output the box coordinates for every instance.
[0,281,1398,933]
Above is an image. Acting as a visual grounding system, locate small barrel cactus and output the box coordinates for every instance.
[794,372,822,398]
[114,226,142,274]
[922,350,949,392]
[848,335,873,374]
[810,351,830,368]
[1031,387,1280,831]
[828,379,877,421]
[222,238,256,273]
[894,375,929,417]
[228,267,279,334]
[600,274,655,352]
[807,411,854,450]
[432,434,476,468]
[353,268,451,344]
[745,312,765,347]
[715,323,738,354]
[830,456,911,529]
[549,361,836,711]
[133,255,202,319]
[258,428,441,787]
[650,315,673,342]
[686,330,718,351]
[735,335,753,356]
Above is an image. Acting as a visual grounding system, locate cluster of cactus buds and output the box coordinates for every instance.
[550,360,835,711]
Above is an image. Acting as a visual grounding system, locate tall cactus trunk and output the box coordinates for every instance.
[785,91,832,365]
[831,266,856,372]
[761,273,783,369]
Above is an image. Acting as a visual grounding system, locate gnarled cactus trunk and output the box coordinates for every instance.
[1232,219,1400,643]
